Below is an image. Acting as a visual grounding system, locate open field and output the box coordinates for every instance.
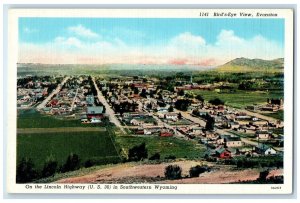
[17,109,108,128]
[262,110,284,121]
[116,136,206,160]
[189,89,283,108]
[17,130,121,171]
[17,127,106,134]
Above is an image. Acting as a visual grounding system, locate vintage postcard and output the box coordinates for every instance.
[6,8,294,194]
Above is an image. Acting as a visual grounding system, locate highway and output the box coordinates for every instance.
[92,77,126,134]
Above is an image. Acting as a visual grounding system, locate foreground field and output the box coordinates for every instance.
[17,130,121,171]
[189,90,283,108]
[56,160,283,184]
[116,135,206,160]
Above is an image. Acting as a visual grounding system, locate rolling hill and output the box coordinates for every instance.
[216,58,284,72]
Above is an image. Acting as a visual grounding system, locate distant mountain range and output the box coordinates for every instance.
[216,57,284,72]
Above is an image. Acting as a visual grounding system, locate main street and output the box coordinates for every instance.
[36,76,70,110]
[92,76,126,134]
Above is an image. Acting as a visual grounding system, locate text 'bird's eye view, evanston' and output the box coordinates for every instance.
[10,9,293,194]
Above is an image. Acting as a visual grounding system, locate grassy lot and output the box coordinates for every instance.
[189,89,283,109]
[229,130,255,139]
[166,118,192,126]
[116,136,206,160]
[17,130,121,171]
[17,109,110,128]
[261,110,284,121]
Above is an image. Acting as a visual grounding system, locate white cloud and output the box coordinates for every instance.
[24,27,38,34]
[19,29,283,66]
[68,24,99,39]
[54,36,82,48]
[171,32,206,47]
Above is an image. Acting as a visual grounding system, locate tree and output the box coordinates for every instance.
[140,89,147,98]
[196,95,204,103]
[61,153,80,173]
[258,170,270,182]
[178,112,182,120]
[133,87,139,94]
[16,158,38,183]
[41,157,58,178]
[205,115,215,131]
[208,98,225,106]
[165,165,182,179]
[168,105,174,112]
[178,90,185,96]
[189,165,210,178]
[128,143,148,162]
[185,92,194,98]
[175,99,191,111]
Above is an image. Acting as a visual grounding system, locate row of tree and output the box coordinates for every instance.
[17,153,81,183]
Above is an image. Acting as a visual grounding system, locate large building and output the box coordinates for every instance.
[86,106,104,119]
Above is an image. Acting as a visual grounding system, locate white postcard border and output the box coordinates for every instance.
[6,8,294,194]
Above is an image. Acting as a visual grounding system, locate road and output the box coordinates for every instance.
[69,87,79,112]
[92,77,126,134]
[239,109,283,125]
[36,76,70,110]
[174,109,236,137]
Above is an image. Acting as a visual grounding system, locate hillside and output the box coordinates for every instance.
[217,58,284,72]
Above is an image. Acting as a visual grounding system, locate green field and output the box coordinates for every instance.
[17,130,121,171]
[189,89,283,108]
[262,110,284,121]
[116,136,206,160]
[17,109,109,128]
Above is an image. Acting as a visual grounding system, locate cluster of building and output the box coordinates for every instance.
[17,76,62,108]
[247,98,284,112]
[38,76,105,122]
[98,75,283,159]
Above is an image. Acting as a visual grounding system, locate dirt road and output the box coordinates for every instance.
[92,77,126,134]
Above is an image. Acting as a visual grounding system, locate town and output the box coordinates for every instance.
[17,73,284,161]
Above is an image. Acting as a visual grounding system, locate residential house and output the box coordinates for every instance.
[215,146,231,159]
[255,143,277,155]
[256,130,271,140]
[224,136,243,147]
[217,135,243,147]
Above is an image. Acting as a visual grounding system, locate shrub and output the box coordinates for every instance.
[128,143,148,162]
[189,165,211,178]
[165,165,182,180]
[208,98,225,106]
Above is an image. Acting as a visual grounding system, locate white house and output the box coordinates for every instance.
[255,143,277,155]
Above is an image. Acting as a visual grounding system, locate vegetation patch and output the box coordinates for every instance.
[17,130,121,171]
[116,136,206,160]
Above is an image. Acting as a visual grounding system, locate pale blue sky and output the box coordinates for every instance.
[18,18,284,65]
